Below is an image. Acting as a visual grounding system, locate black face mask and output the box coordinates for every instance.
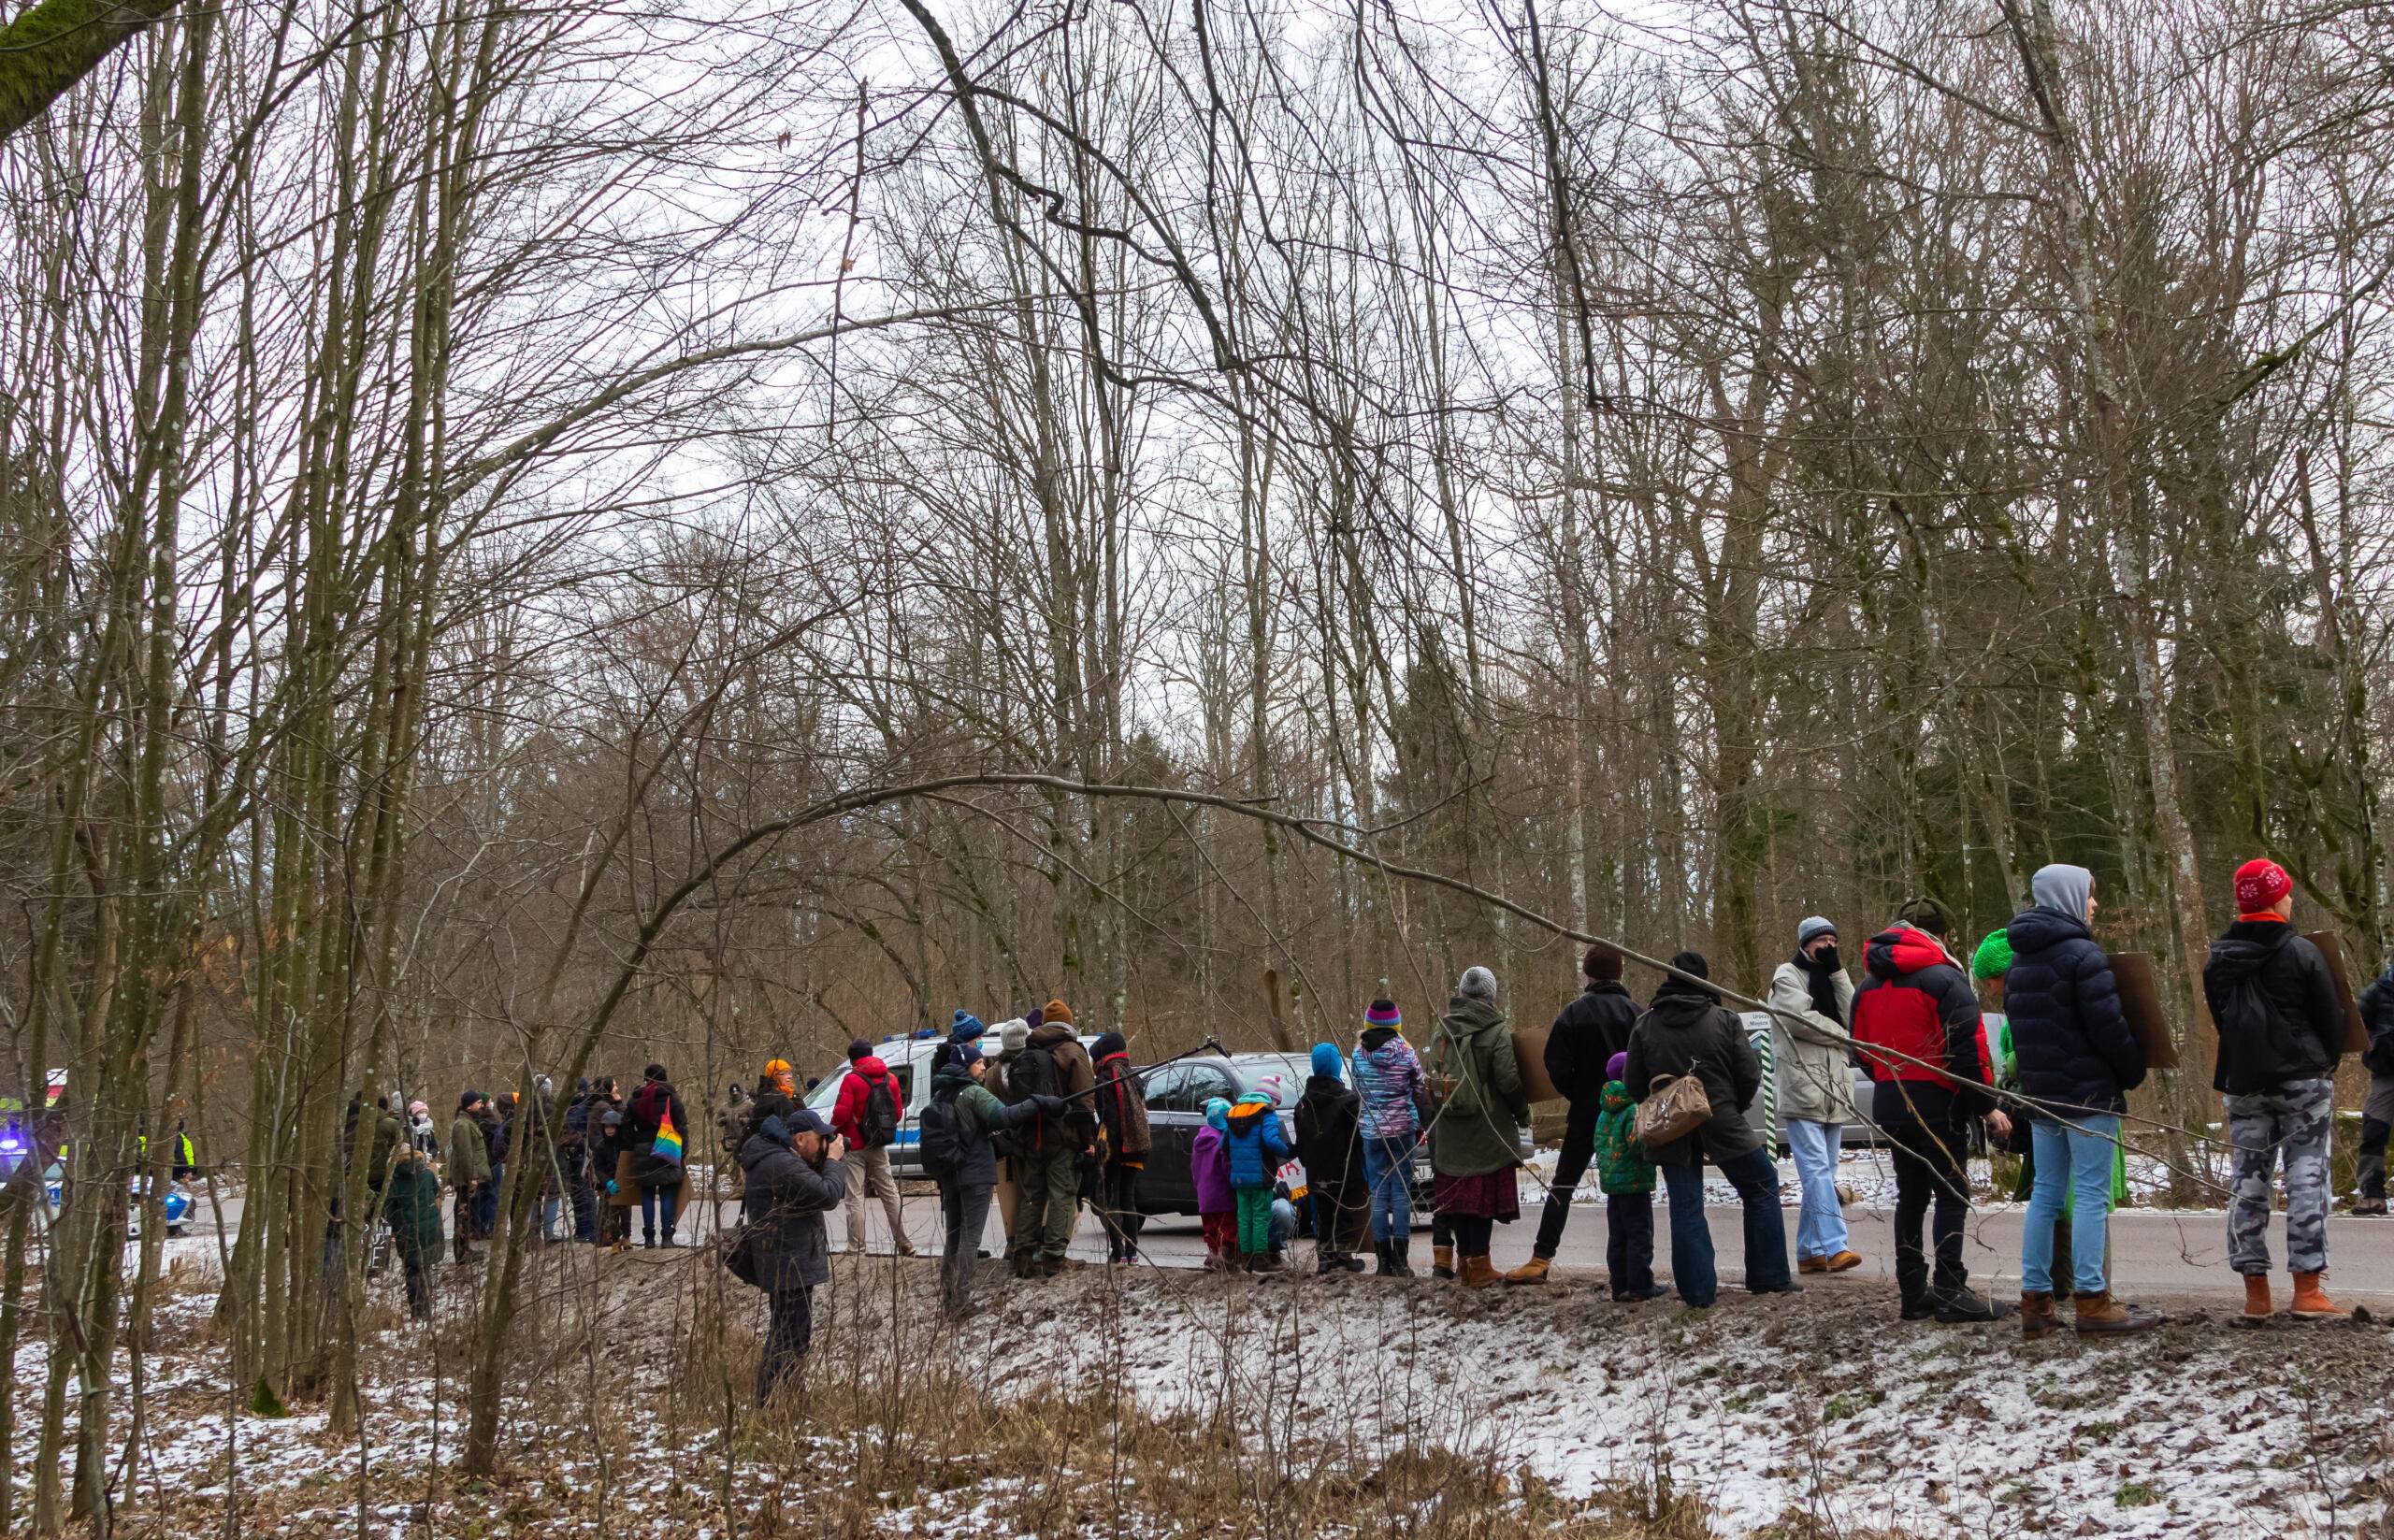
[1810,945,1840,972]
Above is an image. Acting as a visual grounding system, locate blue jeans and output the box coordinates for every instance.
[2024,1115,2115,1295]
[1660,1145,1792,1306]
[473,1164,500,1237]
[1361,1133,1415,1240]
[1784,1119,1849,1260]
[641,1184,680,1243]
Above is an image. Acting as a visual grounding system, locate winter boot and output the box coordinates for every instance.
[2072,1290,2160,1335]
[2351,1198,2388,1216]
[1010,1248,1037,1279]
[1340,1250,1368,1273]
[2019,1291,2060,1339]
[1431,1245,1456,1281]
[1503,1256,1552,1286]
[1932,1286,2015,1324]
[1459,1254,1501,1289]
[1251,1251,1284,1274]
[1391,1239,1416,1278]
[1824,1250,1863,1273]
[2290,1273,2345,1320]
[2243,1274,2274,1320]
[1315,1248,1338,1276]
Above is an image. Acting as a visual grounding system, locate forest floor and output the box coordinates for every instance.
[7,1238,2393,1539]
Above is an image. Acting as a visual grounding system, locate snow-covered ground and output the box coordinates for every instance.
[11,1245,2390,1537]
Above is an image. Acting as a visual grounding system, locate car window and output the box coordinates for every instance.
[888,1064,915,1110]
[1180,1062,1239,1107]
[805,1072,844,1111]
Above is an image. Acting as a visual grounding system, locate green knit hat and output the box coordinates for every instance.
[1970,928,2013,983]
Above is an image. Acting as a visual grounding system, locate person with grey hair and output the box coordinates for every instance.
[2004,863,2156,1336]
[1428,966,1528,1288]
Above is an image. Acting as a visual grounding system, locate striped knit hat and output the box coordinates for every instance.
[1363,999,1402,1029]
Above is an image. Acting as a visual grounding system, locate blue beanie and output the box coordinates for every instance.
[1310,1043,1343,1082]
[950,1010,985,1040]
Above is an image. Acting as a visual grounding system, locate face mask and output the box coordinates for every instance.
[1810,946,1840,971]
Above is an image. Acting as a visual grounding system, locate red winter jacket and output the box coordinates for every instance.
[832,1057,900,1145]
[1851,926,1995,1118]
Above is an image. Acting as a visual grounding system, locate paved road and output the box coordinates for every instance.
[175,1180,2394,1308]
[851,1191,2394,1308]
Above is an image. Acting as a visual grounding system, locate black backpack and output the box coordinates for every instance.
[918,1086,965,1180]
[857,1074,901,1149]
[1010,1040,1060,1102]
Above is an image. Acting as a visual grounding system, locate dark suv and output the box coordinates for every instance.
[1134,1052,1435,1217]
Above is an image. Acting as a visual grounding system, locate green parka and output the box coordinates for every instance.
[1427,994,1527,1178]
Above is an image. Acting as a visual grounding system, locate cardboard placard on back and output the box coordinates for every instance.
[1512,1024,1562,1103]
[2106,951,2179,1071]
[2304,930,2372,1055]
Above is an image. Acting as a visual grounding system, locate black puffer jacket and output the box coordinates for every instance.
[738,1131,848,1292]
[2002,906,2144,1115]
[2202,920,2343,1095]
[2356,959,2394,1077]
[1545,982,1641,1110]
[1622,979,1763,1167]
[1293,1075,1362,1187]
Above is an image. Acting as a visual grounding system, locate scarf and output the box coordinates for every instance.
[1795,950,1844,1026]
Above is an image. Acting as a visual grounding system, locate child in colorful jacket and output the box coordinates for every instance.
[1221,1091,1295,1272]
[1193,1099,1236,1271]
[1594,1052,1666,1302]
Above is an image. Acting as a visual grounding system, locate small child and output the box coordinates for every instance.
[1194,1098,1236,1271]
[1594,1051,1666,1302]
[1222,1091,1295,1273]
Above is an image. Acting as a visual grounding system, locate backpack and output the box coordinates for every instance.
[1009,1040,1060,1102]
[918,1086,966,1181]
[856,1073,901,1150]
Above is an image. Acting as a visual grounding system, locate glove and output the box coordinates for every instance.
[604,1179,618,1195]
[1036,1096,1068,1117]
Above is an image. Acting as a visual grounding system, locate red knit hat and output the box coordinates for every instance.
[2232,858,2291,912]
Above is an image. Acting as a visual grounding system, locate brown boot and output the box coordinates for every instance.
[2289,1273,2345,1320]
[1503,1256,1551,1286]
[2243,1274,2273,1320]
[2020,1291,2061,1339]
[1431,1245,1456,1281]
[1460,1254,1501,1289]
[2072,1290,2160,1335]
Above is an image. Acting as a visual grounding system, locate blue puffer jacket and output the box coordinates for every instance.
[2002,906,2146,1115]
[1220,1095,1292,1189]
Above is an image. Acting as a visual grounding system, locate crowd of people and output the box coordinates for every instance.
[334,851,2394,1393]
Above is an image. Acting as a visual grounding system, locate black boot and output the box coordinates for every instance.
[1315,1248,1337,1276]
[1390,1239,1415,1278]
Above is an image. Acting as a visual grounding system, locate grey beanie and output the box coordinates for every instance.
[1458,966,1498,1001]
[1796,915,1837,947]
[998,1019,1031,1054]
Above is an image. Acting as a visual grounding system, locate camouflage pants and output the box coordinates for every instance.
[2226,1077,2332,1276]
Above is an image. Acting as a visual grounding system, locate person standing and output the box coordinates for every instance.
[830,1041,916,1258]
[1593,1051,1666,1301]
[2202,857,2347,1319]
[1221,1091,1295,1271]
[1351,1000,1423,1275]
[1507,944,1641,1285]
[446,1091,492,1265]
[1851,899,2010,1321]
[1014,1001,1097,1276]
[1089,1031,1152,1263]
[1294,1043,1367,1274]
[2005,864,2157,1335]
[2352,957,2394,1216]
[383,1143,445,1320]
[1767,917,1860,1276]
[921,1043,1062,1314]
[626,1063,689,1247]
[987,1017,1032,1263]
[1428,967,1529,1289]
[739,1110,849,1402]
[1623,951,1794,1307]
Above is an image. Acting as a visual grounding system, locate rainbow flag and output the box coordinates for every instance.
[652,1107,685,1166]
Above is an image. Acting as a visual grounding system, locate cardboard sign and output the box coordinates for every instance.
[1513,1024,1563,1103]
[2305,931,2372,1055]
[2106,952,2179,1071]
